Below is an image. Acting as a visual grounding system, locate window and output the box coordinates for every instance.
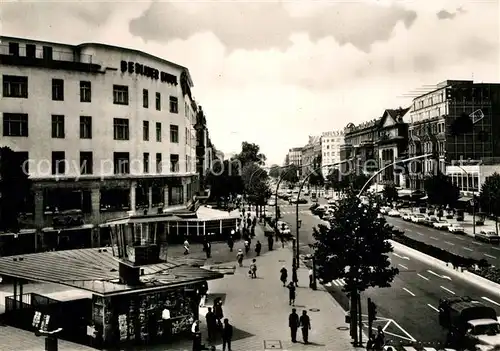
[143,153,149,173]
[52,79,64,101]
[80,152,93,175]
[43,46,53,60]
[169,96,178,113]
[156,122,162,142]
[3,113,28,137]
[185,127,189,145]
[80,116,92,139]
[156,92,161,111]
[143,89,149,108]
[26,44,36,58]
[51,151,66,175]
[113,118,129,140]
[170,154,179,172]
[9,42,19,56]
[3,75,28,98]
[51,115,65,138]
[156,153,162,173]
[113,85,129,105]
[80,81,91,102]
[113,152,130,174]
[143,121,149,141]
[170,124,179,143]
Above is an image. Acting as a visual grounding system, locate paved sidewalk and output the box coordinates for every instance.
[166,245,359,351]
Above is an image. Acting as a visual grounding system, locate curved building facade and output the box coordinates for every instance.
[0,36,201,252]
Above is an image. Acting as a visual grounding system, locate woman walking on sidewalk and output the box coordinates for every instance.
[236,249,244,267]
[280,266,288,287]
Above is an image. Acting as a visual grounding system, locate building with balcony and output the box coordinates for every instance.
[287,147,303,175]
[340,119,379,175]
[320,130,344,178]
[376,107,409,187]
[0,36,202,252]
[301,135,321,176]
[407,79,500,192]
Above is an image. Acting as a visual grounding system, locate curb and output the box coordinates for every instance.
[390,239,500,299]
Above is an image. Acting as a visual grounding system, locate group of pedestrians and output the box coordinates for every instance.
[193,298,234,351]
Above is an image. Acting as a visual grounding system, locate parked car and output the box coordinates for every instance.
[448,223,465,234]
[313,206,327,218]
[433,220,450,230]
[411,214,426,223]
[291,196,307,204]
[401,212,412,221]
[327,199,336,205]
[424,216,439,227]
[475,230,500,244]
[388,209,400,217]
[324,194,332,200]
[309,203,319,211]
[277,221,292,238]
[267,199,276,206]
[380,207,391,215]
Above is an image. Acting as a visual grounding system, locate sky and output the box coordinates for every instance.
[2,0,499,165]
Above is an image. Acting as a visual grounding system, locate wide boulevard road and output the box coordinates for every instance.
[269,197,500,345]
[385,216,500,266]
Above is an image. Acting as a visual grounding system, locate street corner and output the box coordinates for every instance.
[361,314,416,344]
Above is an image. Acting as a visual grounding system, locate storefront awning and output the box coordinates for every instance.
[196,206,240,221]
[458,196,473,202]
[42,224,94,233]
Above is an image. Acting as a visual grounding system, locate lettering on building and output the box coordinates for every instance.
[120,61,178,85]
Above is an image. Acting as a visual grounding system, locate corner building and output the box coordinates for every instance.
[0,36,200,252]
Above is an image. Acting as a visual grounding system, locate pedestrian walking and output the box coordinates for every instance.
[213,298,224,329]
[267,234,274,251]
[280,266,288,286]
[222,318,233,351]
[255,240,262,256]
[205,307,217,342]
[299,310,311,344]
[183,239,190,255]
[204,240,211,259]
[236,249,244,267]
[373,325,385,350]
[249,258,257,279]
[292,266,298,287]
[287,281,296,305]
[228,235,234,252]
[191,320,202,351]
[244,239,250,254]
[308,268,314,288]
[288,308,299,343]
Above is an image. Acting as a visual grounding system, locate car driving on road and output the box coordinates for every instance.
[448,223,465,234]
[475,230,500,244]
[387,209,400,217]
[401,212,412,221]
[433,219,450,230]
[411,214,426,223]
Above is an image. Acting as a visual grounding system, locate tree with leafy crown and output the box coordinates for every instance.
[424,171,460,209]
[269,164,281,179]
[383,183,399,203]
[281,164,300,185]
[313,190,399,343]
[479,172,500,235]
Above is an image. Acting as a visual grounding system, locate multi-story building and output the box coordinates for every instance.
[408,79,500,193]
[301,136,321,176]
[321,130,344,178]
[340,119,379,175]
[376,108,409,187]
[287,147,303,175]
[0,36,201,250]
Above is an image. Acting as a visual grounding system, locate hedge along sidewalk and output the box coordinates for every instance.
[390,239,500,299]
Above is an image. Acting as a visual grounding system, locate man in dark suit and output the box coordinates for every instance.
[299,310,311,344]
[288,308,299,343]
[222,318,233,351]
[205,307,217,342]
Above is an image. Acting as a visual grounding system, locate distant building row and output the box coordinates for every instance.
[286,79,500,203]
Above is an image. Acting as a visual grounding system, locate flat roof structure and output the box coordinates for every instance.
[0,248,223,297]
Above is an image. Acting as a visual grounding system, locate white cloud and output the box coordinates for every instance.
[1,0,499,164]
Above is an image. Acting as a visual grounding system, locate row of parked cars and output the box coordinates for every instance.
[381,207,500,244]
